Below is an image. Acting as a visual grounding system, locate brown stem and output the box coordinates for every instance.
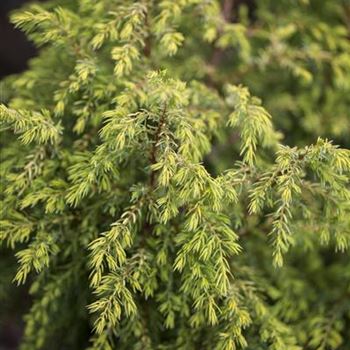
[143,6,152,57]
[149,104,167,188]
[222,0,235,21]
[207,0,235,87]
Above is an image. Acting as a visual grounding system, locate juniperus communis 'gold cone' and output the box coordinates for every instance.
[1,1,350,349]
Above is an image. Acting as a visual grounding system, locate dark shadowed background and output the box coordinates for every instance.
[1,2,36,349]
[0,0,38,79]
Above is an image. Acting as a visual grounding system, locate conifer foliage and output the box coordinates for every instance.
[1,0,350,349]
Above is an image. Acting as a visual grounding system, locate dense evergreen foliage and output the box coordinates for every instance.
[1,0,350,349]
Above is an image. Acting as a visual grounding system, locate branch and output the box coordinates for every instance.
[207,0,235,87]
[149,104,167,188]
[222,0,235,22]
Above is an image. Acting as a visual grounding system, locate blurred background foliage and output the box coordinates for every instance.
[0,0,349,349]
